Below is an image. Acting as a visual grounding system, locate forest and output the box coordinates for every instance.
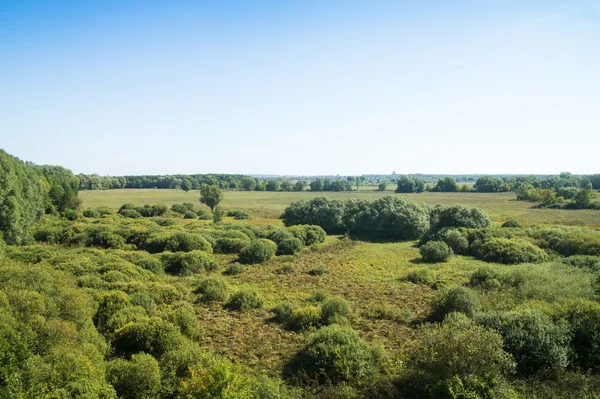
[2,148,600,398]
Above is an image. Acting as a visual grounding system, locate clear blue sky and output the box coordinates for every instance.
[1,1,598,176]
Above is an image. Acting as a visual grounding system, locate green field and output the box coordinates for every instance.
[80,188,600,227]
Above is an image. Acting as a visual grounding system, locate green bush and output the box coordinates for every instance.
[433,286,480,320]
[469,266,502,290]
[107,353,161,399]
[401,313,515,398]
[290,306,322,330]
[558,300,600,370]
[196,209,213,220]
[83,208,100,218]
[420,241,453,263]
[171,203,194,214]
[273,302,295,326]
[475,310,570,375]
[562,255,600,271]
[309,264,329,276]
[288,225,326,246]
[286,324,383,386]
[276,237,304,255]
[214,237,249,254]
[439,228,469,255]
[280,263,295,274]
[502,219,522,228]
[238,239,275,264]
[112,317,183,358]
[166,302,201,339]
[309,290,329,303]
[226,287,264,311]
[403,269,436,287]
[161,250,215,276]
[196,277,229,303]
[474,237,547,264]
[183,211,197,219]
[120,209,142,219]
[321,297,351,325]
[223,262,245,276]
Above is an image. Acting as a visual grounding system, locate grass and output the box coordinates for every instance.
[80,189,600,227]
[75,188,600,378]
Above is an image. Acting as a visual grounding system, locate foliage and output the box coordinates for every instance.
[107,353,162,399]
[0,150,45,244]
[420,241,453,263]
[475,310,570,376]
[196,277,229,303]
[502,219,522,228]
[199,184,224,211]
[226,288,264,311]
[286,324,383,386]
[432,177,459,192]
[321,297,351,325]
[238,239,275,264]
[474,176,511,193]
[161,250,216,276]
[223,262,245,276]
[309,264,329,276]
[473,237,548,264]
[433,286,480,320]
[395,175,425,193]
[401,313,515,398]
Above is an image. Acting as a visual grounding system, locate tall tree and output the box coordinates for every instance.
[0,150,45,244]
[199,184,223,211]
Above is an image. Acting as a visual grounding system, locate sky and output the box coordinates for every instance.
[1,0,599,176]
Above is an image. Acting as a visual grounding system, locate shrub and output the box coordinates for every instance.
[120,209,142,219]
[234,211,253,220]
[559,300,600,370]
[280,263,295,274]
[83,208,100,218]
[309,290,329,303]
[474,237,547,264]
[107,353,161,399]
[223,262,245,276]
[475,310,570,375]
[321,297,351,325]
[112,317,183,358]
[214,237,249,254]
[433,286,480,320]
[430,204,491,231]
[502,219,522,228]
[288,225,326,246]
[226,288,264,311]
[469,266,502,290]
[276,238,304,255]
[403,269,436,287]
[562,255,600,272]
[171,203,194,214]
[286,324,383,386]
[196,209,212,220]
[420,241,453,263]
[96,206,114,216]
[238,239,275,264]
[309,264,329,276]
[196,277,229,303]
[290,306,322,330]
[402,313,515,398]
[150,204,168,216]
[161,250,215,276]
[183,211,197,219]
[63,209,80,220]
[439,228,469,255]
[273,302,295,326]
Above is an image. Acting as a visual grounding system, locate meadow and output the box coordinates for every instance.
[80,188,600,227]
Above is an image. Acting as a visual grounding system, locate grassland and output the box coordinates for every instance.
[80,188,600,227]
[76,188,600,376]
